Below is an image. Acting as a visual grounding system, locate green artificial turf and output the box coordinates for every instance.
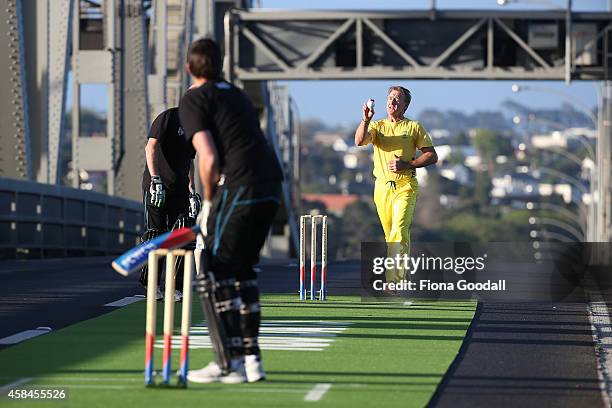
[0,295,476,408]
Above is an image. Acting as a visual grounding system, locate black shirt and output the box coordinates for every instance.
[142,107,195,196]
[178,80,283,187]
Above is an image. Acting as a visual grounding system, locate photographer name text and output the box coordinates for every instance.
[372,279,506,292]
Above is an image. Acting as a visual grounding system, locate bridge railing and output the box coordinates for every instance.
[0,177,143,258]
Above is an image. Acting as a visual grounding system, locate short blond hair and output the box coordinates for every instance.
[388,86,412,108]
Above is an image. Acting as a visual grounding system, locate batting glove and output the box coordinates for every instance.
[188,192,202,219]
[149,176,166,207]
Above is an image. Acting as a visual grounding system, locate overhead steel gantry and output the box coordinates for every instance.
[225,9,612,82]
[224,8,612,242]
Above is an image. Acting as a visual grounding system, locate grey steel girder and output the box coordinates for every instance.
[48,0,74,185]
[115,0,149,200]
[70,0,149,201]
[226,9,612,81]
[0,0,32,180]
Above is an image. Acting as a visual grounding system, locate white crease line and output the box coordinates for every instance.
[0,328,52,345]
[104,296,145,307]
[23,377,141,383]
[304,383,332,401]
[56,384,128,389]
[0,378,32,395]
[35,384,307,393]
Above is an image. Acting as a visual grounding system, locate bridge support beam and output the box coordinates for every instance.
[0,0,32,180]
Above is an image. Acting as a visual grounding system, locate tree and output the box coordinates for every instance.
[445,149,466,166]
[472,129,511,175]
[450,132,470,145]
[339,200,384,259]
[472,129,498,174]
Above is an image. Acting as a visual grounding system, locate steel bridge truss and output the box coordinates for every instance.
[225,10,612,81]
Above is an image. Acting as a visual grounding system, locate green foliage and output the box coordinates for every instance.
[445,150,466,166]
[338,199,384,258]
[474,170,491,209]
[433,210,532,242]
[450,132,470,145]
[300,144,346,193]
[472,129,505,161]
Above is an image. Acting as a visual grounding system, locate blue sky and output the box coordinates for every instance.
[74,0,610,126]
[261,0,609,126]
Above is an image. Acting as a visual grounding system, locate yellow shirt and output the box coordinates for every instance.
[367,118,433,183]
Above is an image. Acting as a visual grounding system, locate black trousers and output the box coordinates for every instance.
[140,191,190,289]
[201,182,281,357]
[144,191,190,233]
[204,182,281,281]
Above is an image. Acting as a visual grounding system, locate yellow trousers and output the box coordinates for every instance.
[373,178,418,283]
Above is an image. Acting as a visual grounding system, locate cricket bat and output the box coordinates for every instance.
[112,225,201,276]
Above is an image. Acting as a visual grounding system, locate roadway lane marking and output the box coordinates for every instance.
[104,296,145,307]
[0,328,52,345]
[0,378,32,395]
[304,383,332,401]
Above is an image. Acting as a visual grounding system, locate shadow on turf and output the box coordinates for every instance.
[267,315,471,335]
[0,304,150,381]
[53,369,143,374]
[264,316,469,332]
[266,315,474,323]
[262,303,477,312]
[266,305,478,313]
[265,370,442,386]
[265,315,594,344]
[266,371,600,391]
[269,370,442,378]
[41,370,602,392]
[47,369,443,388]
[265,378,441,387]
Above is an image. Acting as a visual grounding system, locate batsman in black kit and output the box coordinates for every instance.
[141,107,201,301]
[179,38,282,384]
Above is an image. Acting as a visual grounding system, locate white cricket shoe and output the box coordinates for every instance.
[245,354,266,383]
[187,362,223,384]
[219,360,247,384]
[188,359,247,384]
[174,290,183,302]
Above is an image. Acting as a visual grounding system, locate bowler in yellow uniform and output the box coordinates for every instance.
[354,86,438,283]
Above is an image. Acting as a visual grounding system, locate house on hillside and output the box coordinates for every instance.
[302,194,359,216]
